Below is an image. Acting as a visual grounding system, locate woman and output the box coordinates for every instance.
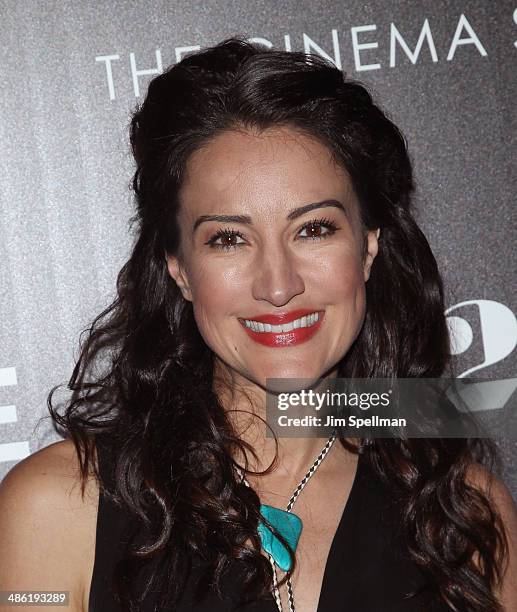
[0,37,516,612]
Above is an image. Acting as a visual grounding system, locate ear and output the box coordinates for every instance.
[165,254,193,302]
[363,228,380,282]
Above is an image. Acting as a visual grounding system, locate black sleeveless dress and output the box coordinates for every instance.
[88,439,452,611]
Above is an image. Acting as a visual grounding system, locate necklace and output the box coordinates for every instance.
[237,430,337,612]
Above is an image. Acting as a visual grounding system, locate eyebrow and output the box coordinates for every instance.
[192,199,346,234]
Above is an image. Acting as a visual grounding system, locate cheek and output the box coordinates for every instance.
[319,255,367,355]
[312,248,365,300]
[313,250,367,338]
[189,262,245,330]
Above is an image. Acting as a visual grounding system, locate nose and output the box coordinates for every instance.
[251,243,305,307]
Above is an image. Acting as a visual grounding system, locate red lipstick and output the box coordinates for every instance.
[238,309,325,347]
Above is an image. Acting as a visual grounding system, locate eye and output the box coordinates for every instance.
[204,216,340,252]
[205,227,247,251]
[297,217,340,240]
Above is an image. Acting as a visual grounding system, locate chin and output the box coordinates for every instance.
[257,365,327,394]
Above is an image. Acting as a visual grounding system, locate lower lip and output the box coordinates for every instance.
[239,313,324,347]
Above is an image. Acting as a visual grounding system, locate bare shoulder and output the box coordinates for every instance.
[0,438,99,506]
[466,463,517,610]
[0,439,100,612]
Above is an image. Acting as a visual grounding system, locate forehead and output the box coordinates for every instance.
[179,126,355,213]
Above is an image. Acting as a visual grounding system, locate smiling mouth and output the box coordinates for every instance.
[240,311,321,333]
[237,311,325,347]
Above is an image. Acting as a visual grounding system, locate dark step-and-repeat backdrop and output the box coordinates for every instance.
[0,1,515,496]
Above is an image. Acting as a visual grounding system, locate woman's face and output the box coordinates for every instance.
[167,126,379,391]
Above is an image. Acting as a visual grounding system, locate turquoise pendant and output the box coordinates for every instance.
[257,504,303,572]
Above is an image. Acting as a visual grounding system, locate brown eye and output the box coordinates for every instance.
[298,217,339,241]
[205,228,246,251]
[220,234,238,247]
[305,223,323,238]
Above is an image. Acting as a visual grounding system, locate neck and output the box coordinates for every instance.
[213,362,359,477]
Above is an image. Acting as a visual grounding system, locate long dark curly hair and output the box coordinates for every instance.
[47,37,508,611]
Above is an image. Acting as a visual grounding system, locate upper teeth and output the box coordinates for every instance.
[243,312,320,333]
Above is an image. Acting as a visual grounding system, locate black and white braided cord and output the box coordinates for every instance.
[237,430,337,612]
